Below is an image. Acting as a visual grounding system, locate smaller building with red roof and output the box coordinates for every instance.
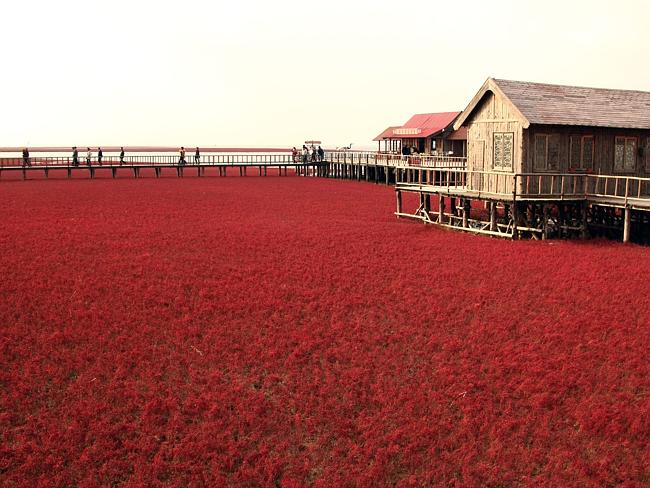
[374,112,466,156]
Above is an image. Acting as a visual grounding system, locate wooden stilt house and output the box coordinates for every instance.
[394,78,650,242]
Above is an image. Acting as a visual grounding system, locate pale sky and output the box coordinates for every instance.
[1,0,649,150]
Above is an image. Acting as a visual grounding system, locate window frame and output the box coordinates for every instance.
[569,134,594,171]
[492,131,514,172]
[614,136,638,174]
[533,133,561,172]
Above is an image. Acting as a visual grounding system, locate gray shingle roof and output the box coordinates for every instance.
[493,78,650,129]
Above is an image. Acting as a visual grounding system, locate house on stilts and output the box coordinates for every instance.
[394,78,650,242]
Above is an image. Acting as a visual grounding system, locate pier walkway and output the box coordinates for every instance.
[0,151,464,182]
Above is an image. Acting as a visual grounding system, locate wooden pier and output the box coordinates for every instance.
[0,151,462,185]
[0,154,322,180]
[4,146,650,243]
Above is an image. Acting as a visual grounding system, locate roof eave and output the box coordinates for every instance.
[453,78,531,130]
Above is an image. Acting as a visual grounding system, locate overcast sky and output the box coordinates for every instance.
[1,0,648,150]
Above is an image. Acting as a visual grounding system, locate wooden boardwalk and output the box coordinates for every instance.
[0,151,463,183]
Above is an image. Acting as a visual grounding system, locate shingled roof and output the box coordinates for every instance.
[454,78,650,130]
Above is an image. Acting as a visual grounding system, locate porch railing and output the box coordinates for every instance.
[396,166,650,207]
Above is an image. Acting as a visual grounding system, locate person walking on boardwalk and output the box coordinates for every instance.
[22,148,31,167]
[97,147,103,166]
[86,147,92,166]
[72,147,79,166]
[119,147,125,165]
[308,145,314,162]
[317,145,324,162]
[194,147,200,165]
[292,147,298,163]
[179,147,186,166]
[301,145,308,164]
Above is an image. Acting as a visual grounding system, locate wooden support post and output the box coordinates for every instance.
[396,190,402,216]
[385,167,390,185]
[424,194,431,215]
[581,202,588,239]
[490,201,497,232]
[22,169,26,180]
[438,194,444,223]
[542,204,549,239]
[44,168,49,179]
[259,166,262,176]
[623,207,631,243]
[512,202,519,240]
[67,168,71,179]
[239,166,243,177]
[462,199,468,228]
[112,168,117,179]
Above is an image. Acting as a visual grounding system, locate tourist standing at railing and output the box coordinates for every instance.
[72,147,79,166]
[292,147,298,163]
[179,147,186,166]
[301,145,308,164]
[317,146,324,162]
[119,147,125,165]
[22,148,30,167]
[86,147,92,166]
[97,147,103,166]
[400,144,408,162]
[195,147,200,165]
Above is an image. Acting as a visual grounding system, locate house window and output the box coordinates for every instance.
[534,134,561,171]
[569,135,594,170]
[493,132,513,170]
[614,137,637,172]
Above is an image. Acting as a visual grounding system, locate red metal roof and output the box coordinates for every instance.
[374,112,461,141]
[373,126,402,141]
[398,112,460,138]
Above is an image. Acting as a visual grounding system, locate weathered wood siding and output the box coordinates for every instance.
[465,91,523,195]
[521,125,650,196]
[523,125,650,175]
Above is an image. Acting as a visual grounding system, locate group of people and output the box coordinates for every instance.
[69,147,126,166]
[178,147,201,166]
[292,145,324,164]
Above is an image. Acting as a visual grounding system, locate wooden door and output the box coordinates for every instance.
[469,140,485,191]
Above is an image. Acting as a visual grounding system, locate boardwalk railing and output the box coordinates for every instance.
[325,151,467,168]
[0,154,303,167]
[1,151,467,169]
[396,165,650,208]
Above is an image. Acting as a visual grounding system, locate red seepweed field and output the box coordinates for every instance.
[1,175,649,486]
